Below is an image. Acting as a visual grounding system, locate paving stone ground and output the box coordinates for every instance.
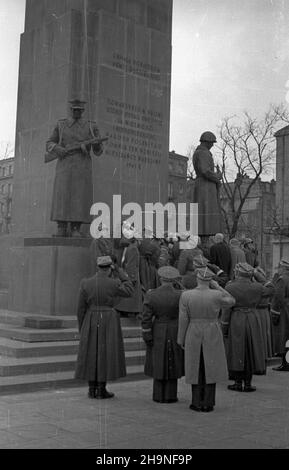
[0,368,288,449]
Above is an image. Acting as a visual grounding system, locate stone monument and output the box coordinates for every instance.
[273,125,289,270]
[5,0,173,316]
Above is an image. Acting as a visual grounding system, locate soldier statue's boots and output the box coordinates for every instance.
[243,381,256,392]
[71,223,82,238]
[227,381,243,392]
[95,383,114,399]
[54,222,67,238]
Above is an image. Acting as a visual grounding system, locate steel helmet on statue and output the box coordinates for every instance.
[200,131,217,143]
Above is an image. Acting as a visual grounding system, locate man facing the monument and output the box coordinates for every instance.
[192,131,222,240]
[46,99,104,237]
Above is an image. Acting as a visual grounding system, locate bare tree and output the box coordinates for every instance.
[216,104,281,238]
[0,141,14,160]
[186,143,196,180]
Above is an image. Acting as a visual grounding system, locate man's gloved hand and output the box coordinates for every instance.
[56,146,67,159]
[271,310,280,326]
[221,322,229,338]
[142,331,153,347]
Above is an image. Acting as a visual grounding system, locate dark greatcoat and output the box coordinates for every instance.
[46,118,102,223]
[270,272,289,356]
[177,247,203,288]
[142,284,184,380]
[139,239,160,292]
[75,270,134,381]
[209,242,232,276]
[222,278,274,375]
[192,144,222,236]
[115,241,143,313]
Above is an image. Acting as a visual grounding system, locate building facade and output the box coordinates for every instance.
[0,157,14,234]
[219,176,276,275]
[168,151,188,203]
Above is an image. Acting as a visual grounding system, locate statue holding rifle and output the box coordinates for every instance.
[45,99,108,238]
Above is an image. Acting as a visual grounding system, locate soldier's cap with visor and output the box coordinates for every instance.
[234,262,254,277]
[97,256,113,268]
[158,266,181,282]
[193,255,209,269]
[196,267,215,281]
[69,99,86,109]
[279,259,289,270]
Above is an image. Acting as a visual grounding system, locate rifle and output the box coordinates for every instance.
[44,136,108,163]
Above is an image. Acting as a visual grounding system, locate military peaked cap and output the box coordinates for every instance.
[279,259,289,270]
[158,266,181,281]
[235,262,254,277]
[193,255,209,268]
[69,99,86,109]
[97,256,113,267]
[196,267,214,281]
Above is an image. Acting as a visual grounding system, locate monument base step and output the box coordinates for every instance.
[0,336,145,358]
[0,366,146,395]
[0,290,8,309]
[0,351,145,377]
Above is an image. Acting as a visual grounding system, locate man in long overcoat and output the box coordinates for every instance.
[209,233,232,277]
[270,259,289,371]
[75,256,134,399]
[222,262,274,392]
[115,229,143,316]
[192,132,222,237]
[178,267,235,412]
[46,99,103,237]
[142,266,184,403]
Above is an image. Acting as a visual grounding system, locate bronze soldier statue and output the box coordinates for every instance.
[45,99,106,238]
[192,131,223,242]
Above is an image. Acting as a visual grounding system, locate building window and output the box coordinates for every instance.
[168,182,173,199]
[2,168,6,177]
[8,165,12,175]
[179,184,184,195]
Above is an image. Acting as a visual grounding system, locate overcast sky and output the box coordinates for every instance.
[0,0,289,166]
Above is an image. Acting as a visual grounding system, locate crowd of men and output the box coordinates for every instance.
[74,227,289,412]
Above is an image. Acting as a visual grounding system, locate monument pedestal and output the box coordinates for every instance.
[273,236,289,273]
[9,238,92,316]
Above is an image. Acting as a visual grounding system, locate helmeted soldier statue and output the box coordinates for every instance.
[45,99,104,238]
[192,131,223,240]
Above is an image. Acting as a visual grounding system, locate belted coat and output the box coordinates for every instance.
[178,288,235,384]
[75,270,133,381]
[46,118,102,223]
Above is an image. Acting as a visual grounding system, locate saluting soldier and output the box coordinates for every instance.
[178,268,235,412]
[46,99,104,238]
[270,259,289,371]
[142,267,184,403]
[222,263,274,392]
[75,256,134,399]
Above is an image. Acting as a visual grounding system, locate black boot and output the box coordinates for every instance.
[88,382,96,399]
[272,354,289,372]
[243,380,256,392]
[95,382,114,399]
[227,380,243,392]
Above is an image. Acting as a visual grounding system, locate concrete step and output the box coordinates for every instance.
[0,351,146,377]
[0,336,145,358]
[0,365,146,395]
[0,310,140,330]
[0,311,76,329]
[0,324,142,343]
[0,290,8,309]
